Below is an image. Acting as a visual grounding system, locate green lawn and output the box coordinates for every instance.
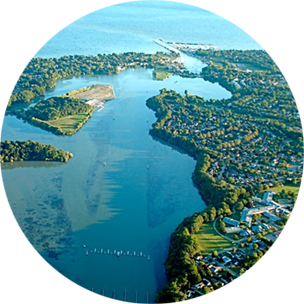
[48,113,89,133]
[267,185,299,196]
[153,70,172,81]
[195,222,232,252]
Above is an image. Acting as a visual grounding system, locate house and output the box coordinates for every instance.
[222,256,231,265]
[223,217,240,227]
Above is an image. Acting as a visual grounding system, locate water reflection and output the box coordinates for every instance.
[1,161,64,170]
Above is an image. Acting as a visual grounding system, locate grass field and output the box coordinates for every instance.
[267,185,300,196]
[48,113,90,133]
[195,222,232,252]
[153,70,172,81]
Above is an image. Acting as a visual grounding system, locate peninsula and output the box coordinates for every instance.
[21,84,115,136]
[147,46,302,302]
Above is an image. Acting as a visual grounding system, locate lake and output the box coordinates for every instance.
[0,0,304,58]
[1,65,231,301]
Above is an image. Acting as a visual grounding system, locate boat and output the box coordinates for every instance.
[147,255,150,261]
[113,116,115,120]
[86,250,89,256]
[117,251,120,257]
[147,165,149,169]
[83,244,86,248]
[103,162,107,166]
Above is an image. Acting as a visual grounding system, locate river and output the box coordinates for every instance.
[1,63,230,302]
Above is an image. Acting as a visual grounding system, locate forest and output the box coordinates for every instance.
[0,140,73,163]
[23,96,92,121]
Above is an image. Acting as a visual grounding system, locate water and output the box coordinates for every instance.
[1,1,244,302]
[0,0,304,58]
[2,68,231,301]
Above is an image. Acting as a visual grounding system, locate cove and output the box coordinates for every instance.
[1,67,231,302]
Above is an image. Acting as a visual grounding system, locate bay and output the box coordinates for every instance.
[2,67,231,301]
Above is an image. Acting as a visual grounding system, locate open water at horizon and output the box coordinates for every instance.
[0,0,304,58]
[1,1,258,302]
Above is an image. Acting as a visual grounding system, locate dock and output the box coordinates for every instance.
[84,246,151,260]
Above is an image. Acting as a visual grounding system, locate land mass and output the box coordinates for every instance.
[146,46,302,302]
[0,140,73,163]
[63,84,116,102]
[20,84,115,136]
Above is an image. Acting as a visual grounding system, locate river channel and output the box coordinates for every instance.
[1,62,230,301]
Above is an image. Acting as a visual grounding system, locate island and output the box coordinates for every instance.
[0,140,73,163]
[21,84,115,136]
[146,46,302,302]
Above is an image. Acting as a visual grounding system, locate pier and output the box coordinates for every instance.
[84,246,151,261]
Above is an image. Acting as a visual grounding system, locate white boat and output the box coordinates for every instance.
[117,252,120,257]
[103,162,107,166]
[147,165,149,169]
[147,255,150,261]
[86,251,89,256]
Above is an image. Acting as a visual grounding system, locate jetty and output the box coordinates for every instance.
[154,38,218,52]
[84,246,151,261]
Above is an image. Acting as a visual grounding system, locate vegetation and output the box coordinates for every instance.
[0,140,73,163]
[195,222,232,252]
[150,49,303,302]
[7,51,181,108]
[21,96,94,135]
[152,68,172,81]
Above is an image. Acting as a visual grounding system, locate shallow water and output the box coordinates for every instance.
[1,67,231,301]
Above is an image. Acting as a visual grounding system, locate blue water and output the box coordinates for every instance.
[2,1,258,302]
[2,68,231,301]
[0,0,304,58]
